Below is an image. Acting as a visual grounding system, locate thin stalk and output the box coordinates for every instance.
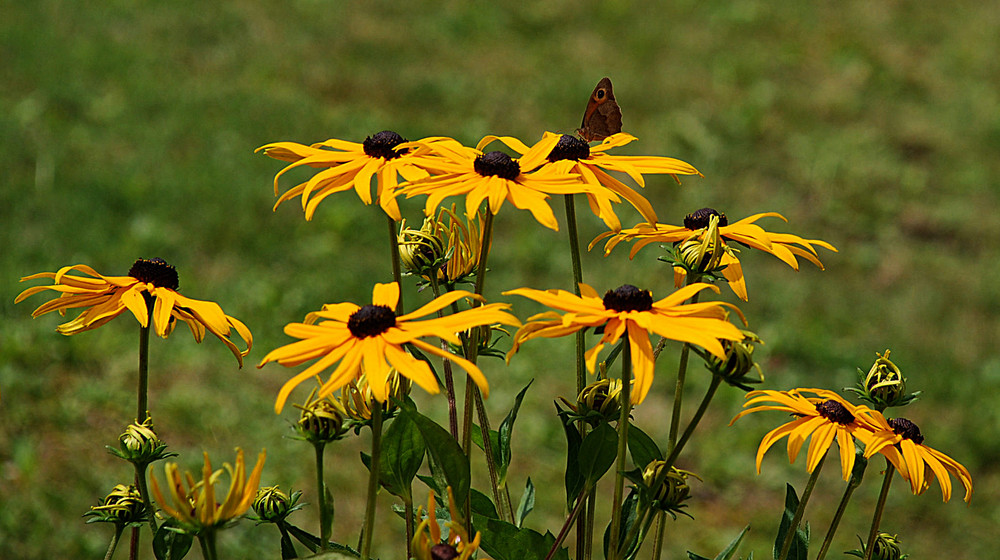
[777,453,828,560]
[137,321,150,423]
[197,529,218,560]
[128,527,138,560]
[608,336,632,560]
[387,213,403,314]
[103,525,125,560]
[429,274,459,439]
[544,488,589,560]
[817,458,868,560]
[133,463,158,534]
[472,211,495,300]
[650,510,666,560]
[664,375,721,468]
[361,404,384,560]
[863,461,894,560]
[474,386,511,522]
[667,289,700,453]
[404,493,415,560]
[314,442,331,550]
[584,489,596,560]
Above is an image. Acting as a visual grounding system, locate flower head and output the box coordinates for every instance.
[149,448,266,533]
[730,388,873,480]
[108,415,176,466]
[533,131,702,230]
[252,486,304,523]
[398,134,591,231]
[259,282,520,412]
[847,350,919,409]
[398,205,489,286]
[340,370,410,423]
[412,487,482,560]
[84,484,148,527]
[505,282,744,404]
[294,388,350,444]
[258,130,434,221]
[16,260,253,366]
[854,411,973,503]
[593,209,837,301]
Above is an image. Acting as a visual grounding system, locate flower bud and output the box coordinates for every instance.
[642,461,699,517]
[108,416,175,465]
[868,532,904,560]
[295,391,349,444]
[848,350,918,409]
[676,209,726,275]
[399,217,448,279]
[341,371,411,422]
[704,330,764,390]
[253,486,302,522]
[558,378,623,425]
[85,484,147,526]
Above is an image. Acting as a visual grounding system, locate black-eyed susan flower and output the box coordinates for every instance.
[258,130,432,221]
[593,208,838,301]
[259,282,520,413]
[16,259,253,366]
[412,487,482,560]
[505,282,744,404]
[525,132,701,230]
[149,448,266,532]
[854,411,973,503]
[398,134,590,231]
[729,388,873,481]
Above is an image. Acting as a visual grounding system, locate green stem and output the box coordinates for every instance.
[104,524,124,560]
[314,442,331,550]
[197,529,218,560]
[544,488,589,560]
[863,460,894,560]
[473,210,495,300]
[361,404,384,560]
[387,212,403,314]
[608,336,632,560]
[137,314,151,424]
[132,463,158,534]
[817,457,868,560]
[429,275,460,440]
[667,289,700,453]
[651,510,666,560]
[404,493,415,560]
[474,386,511,522]
[664,375,721,469]
[777,453,827,560]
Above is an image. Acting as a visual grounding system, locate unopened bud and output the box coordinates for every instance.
[85,484,147,526]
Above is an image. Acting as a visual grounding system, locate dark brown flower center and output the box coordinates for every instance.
[347,304,396,338]
[887,417,924,444]
[683,208,729,230]
[815,399,855,425]
[547,134,591,162]
[603,284,654,312]
[474,151,520,180]
[128,258,179,290]
[362,130,408,160]
[431,543,460,560]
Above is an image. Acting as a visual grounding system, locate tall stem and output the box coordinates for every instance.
[817,457,868,560]
[197,529,218,560]
[361,404,384,560]
[133,463,158,534]
[667,289,700,453]
[429,276,460,440]
[314,442,331,550]
[137,314,151,423]
[863,460,894,560]
[387,213,403,314]
[777,453,827,560]
[650,510,666,560]
[103,525,124,560]
[607,335,632,560]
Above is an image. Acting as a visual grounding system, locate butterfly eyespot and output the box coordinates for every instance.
[596,90,606,100]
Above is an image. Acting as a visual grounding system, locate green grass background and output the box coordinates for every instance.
[2,1,998,558]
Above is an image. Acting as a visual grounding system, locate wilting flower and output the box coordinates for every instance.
[505,282,744,404]
[412,487,482,560]
[149,448,266,532]
[398,134,591,231]
[730,388,873,480]
[854,411,973,503]
[520,131,702,230]
[260,282,520,412]
[16,259,253,366]
[258,130,434,221]
[593,209,837,301]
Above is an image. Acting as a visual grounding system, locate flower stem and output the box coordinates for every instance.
[544,488,589,560]
[103,524,124,560]
[473,210,495,299]
[314,442,331,550]
[361,404,384,560]
[777,453,827,560]
[403,493,415,560]
[429,275,459,440]
[474,387,512,522]
[387,212,404,314]
[664,374,721,469]
[608,335,632,560]
[863,460,895,560]
[132,462,158,534]
[651,510,666,560]
[817,457,868,560]
[197,529,218,560]
[667,288,701,453]
[137,319,151,424]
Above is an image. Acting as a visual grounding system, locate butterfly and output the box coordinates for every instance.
[576,77,622,142]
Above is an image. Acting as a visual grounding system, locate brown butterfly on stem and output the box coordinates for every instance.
[576,77,623,142]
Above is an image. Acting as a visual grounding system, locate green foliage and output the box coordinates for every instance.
[473,514,570,560]
[395,400,470,507]
[774,485,810,560]
[688,525,753,560]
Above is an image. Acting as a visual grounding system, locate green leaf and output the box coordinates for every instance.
[627,423,662,470]
[497,380,533,485]
[379,410,425,500]
[558,405,584,509]
[470,488,500,520]
[687,525,751,560]
[578,421,618,489]
[473,514,570,560]
[396,399,470,506]
[514,477,535,527]
[152,519,193,560]
[774,484,809,560]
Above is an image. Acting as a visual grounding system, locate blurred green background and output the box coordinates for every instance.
[2,1,998,558]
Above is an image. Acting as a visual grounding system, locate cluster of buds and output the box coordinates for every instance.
[557,378,622,426]
[84,483,148,527]
[640,460,700,519]
[847,350,919,409]
[107,415,176,466]
[702,329,764,391]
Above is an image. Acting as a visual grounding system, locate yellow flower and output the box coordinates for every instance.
[398,134,590,231]
[505,282,744,404]
[398,205,489,286]
[412,487,482,560]
[149,448,266,532]
[729,388,873,481]
[15,259,253,366]
[259,282,520,412]
[257,130,432,221]
[593,208,838,301]
[855,411,973,503]
[510,131,702,230]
